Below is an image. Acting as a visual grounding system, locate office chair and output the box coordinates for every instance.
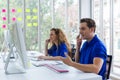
[105,55,112,80]
[71,48,76,61]
[71,44,76,61]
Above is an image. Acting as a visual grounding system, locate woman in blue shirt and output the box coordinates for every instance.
[38,28,71,60]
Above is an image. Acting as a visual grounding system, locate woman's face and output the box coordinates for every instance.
[50,30,57,42]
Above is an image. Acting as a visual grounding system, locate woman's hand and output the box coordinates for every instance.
[38,56,46,60]
[45,39,50,46]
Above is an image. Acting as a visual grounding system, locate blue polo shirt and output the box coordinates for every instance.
[79,35,107,80]
[48,42,68,57]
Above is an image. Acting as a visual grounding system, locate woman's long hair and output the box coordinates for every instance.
[50,28,72,57]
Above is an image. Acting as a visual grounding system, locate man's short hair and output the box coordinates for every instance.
[80,18,96,32]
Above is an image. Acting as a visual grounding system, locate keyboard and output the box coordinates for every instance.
[31,60,61,67]
[44,64,69,73]
[30,57,43,61]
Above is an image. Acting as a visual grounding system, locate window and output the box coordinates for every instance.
[54,0,65,29]
[68,0,79,44]
[93,0,120,76]
[40,0,52,51]
[92,0,101,37]
[0,0,80,55]
[103,0,110,55]
[25,0,39,51]
[113,0,120,75]
[0,0,7,50]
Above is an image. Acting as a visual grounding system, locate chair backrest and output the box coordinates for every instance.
[71,44,76,61]
[105,55,112,79]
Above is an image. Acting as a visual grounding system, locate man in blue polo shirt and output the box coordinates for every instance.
[61,18,107,80]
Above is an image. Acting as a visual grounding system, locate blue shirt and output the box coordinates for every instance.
[48,42,68,57]
[79,35,107,80]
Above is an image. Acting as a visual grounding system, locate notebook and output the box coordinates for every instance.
[44,64,69,73]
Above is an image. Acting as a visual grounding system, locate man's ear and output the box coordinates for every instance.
[90,27,95,32]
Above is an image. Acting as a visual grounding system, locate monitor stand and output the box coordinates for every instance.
[4,46,26,74]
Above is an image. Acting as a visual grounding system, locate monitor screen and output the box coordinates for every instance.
[4,22,29,74]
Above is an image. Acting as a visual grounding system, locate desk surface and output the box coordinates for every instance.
[0,59,102,80]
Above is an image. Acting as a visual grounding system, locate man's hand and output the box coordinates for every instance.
[61,53,73,66]
[76,34,82,48]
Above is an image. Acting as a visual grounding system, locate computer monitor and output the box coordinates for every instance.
[4,22,29,74]
[1,30,12,62]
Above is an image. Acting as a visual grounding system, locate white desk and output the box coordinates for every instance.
[0,59,102,80]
